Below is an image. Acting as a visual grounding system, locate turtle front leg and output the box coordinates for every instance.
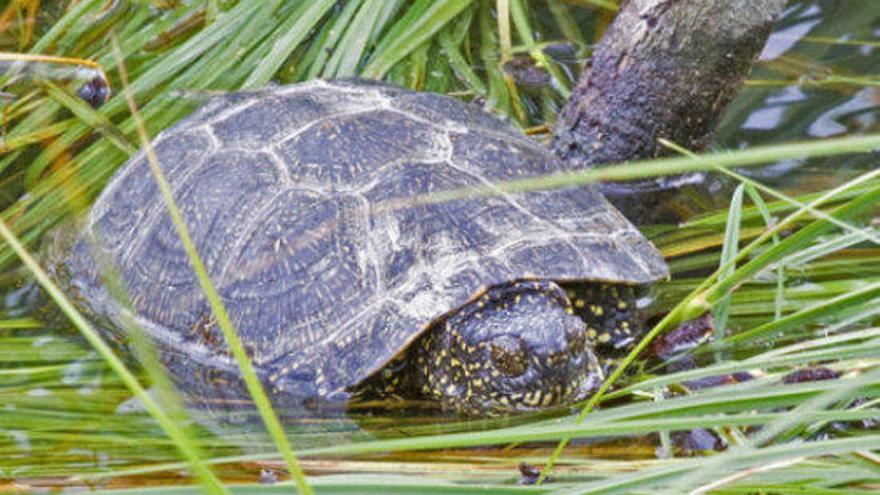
[561,283,646,355]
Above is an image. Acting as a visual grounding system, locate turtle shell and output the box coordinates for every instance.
[63,80,668,404]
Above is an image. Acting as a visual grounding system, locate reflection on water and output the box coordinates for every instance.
[717,0,880,191]
[1,0,879,485]
[740,86,807,132]
[757,4,823,61]
[808,88,878,138]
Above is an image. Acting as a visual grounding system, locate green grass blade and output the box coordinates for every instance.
[243,0,337,88]
[707,182,880,303]
[422,133,880,205]
[0,317,41,329]
[662,369,880,493]
[0,223,227,495]
[557,436,880,494]
[479,0,512,117]
[659,138,880,245]
[28,0,105,54]
[438,12,486,95]
[724,283,880,345]
[302,0,364,80]
[713,183,744,342]
[508,0,570,97]
[361,0,474,78]
[742,184,785,320]
[110,37,314,495]
[324,0,384,77]
[783,229,879,267]
[547,0,587,54]
[42,81,136,155]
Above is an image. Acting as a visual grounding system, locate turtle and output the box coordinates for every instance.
[57,79,668,417]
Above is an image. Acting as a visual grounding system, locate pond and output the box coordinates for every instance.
[0,1,878,493]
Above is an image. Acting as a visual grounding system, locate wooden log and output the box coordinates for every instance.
[553,0,787,222]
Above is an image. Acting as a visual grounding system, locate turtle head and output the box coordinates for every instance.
[414,281,603,416]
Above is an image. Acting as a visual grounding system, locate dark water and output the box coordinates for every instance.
[0,0,878,487]
[505,1,879,202]
[718,1,880,189]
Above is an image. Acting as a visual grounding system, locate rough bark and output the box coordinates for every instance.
[553,0,787,222]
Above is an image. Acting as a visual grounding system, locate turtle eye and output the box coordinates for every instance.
[490,336,527,377]
[568,331,586,355]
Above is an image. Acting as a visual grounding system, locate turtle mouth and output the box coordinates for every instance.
[510,370,603,414]
[479,382,600,417]
[477,348,605,416]
[571,367,604,403]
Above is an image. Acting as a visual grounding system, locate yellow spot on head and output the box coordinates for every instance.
[597,332,611,344]
[575,299,586,308]
[524,391,542,407]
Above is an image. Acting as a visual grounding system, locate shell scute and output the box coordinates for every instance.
[276,110,443,186]
[449,131,557,181]
[220,188,375,366]
[122,149,282,331]
[88,130,213,253]
[208,85,380,148]
[394,91,518,137]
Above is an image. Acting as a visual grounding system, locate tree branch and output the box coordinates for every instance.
[553,0,788,221]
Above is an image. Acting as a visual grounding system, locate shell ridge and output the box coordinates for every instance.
[444,157,588,265]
